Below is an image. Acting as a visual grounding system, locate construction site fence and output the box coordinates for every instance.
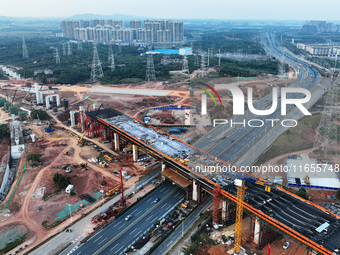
[0,152,26,214]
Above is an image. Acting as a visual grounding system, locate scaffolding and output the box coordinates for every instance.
[213,185,221,224]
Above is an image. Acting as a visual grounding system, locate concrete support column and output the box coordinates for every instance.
[114,132,120,151]
[161,163,166,172]
[79,106,85,132]
[192,180,198,201]
[103,127,107,141]
[201,93,207,115]
[221,200,227,222]
[132,144,138,161]
[254,218,261,245]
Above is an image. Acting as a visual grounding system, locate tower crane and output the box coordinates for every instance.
[234,178,273,254]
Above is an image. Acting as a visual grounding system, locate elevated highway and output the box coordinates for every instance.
[80,107,340,255]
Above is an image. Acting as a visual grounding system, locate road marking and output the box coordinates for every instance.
[118,223,125,230]
[116,246,124,253]
[110,243,119,251]
[131,208,138,214]
[76,252,82,255]
[134,230,142,237]
[160,187,166,192]
[135,210,143,216]
[161,203,167,209]
[93,235,103,243]
[129,228,137,235]
[174,193,180,198]
[98,237,108,245]
[146,214,154,221]
[146,197,153,202]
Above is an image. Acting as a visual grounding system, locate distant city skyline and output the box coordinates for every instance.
[1,0,340,20]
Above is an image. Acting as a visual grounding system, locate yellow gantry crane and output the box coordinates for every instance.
[234,178,273,254]
[234,179,246,254]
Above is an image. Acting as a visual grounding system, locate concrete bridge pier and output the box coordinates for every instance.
[114,133,120,151]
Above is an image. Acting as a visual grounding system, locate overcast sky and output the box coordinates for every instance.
[0,0,339,20]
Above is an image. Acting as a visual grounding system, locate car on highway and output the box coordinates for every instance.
[153,198,160,203]
[283,241,290,249]
[125,215,132,221]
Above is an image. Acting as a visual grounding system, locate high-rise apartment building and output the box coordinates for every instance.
[61,19,184,43]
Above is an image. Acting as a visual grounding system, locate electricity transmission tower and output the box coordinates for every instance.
[67,42,72,55]
[108,45,113,62]
[22,38,29,59]
[198,53,207,77]
[182,55,189,73]
[110,54,115,71]
[314,74,339,158]
[77,41,82,51]
[63,43,66,56]
[278,61,285,75]
[55,47,60,65]
[90,45,104,82]
[194,53,200,67]
[146,53,156,82]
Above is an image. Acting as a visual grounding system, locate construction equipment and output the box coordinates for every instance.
[64,151,70,156]
[78,162,87,168]
[98,161,108,168]
[105,185,120,197]
[305,175,310,185]
[234,178,273,254]
[78,104,103,145]
[66,166,72,173]
[104,155,113,162]
[234,179,246,254]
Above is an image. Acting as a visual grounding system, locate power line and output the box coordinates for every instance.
[90,45,104,82]
[110,54,115,71]
[182,55,189,74]
[67,42,72,55]
[22,37,29,59]
[146,53,156,82]
[314,74,339,158]
[55,47,60,65]
[77,41,82,51]
[108,45,113,62]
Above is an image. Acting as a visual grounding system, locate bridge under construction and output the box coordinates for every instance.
[77,107,340,255]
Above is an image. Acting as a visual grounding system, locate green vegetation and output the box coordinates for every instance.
[30,109,49,120]
[0,234,26,255]
[27,153,42,167]
[255,114,321,165]
[193,30,265,54]
[296,188,309,200]
[184,233,216,255]
[52,173,71,189]
[42,219,64,229]
[0,124,9,139]
[0,29,280,85]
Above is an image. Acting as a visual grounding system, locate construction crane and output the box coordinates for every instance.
[78,104,103,145]
[234,178,273,254]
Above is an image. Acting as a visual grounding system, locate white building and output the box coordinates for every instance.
[179,48,193,56]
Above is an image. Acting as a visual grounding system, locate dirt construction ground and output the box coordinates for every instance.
[0,113,155,254]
